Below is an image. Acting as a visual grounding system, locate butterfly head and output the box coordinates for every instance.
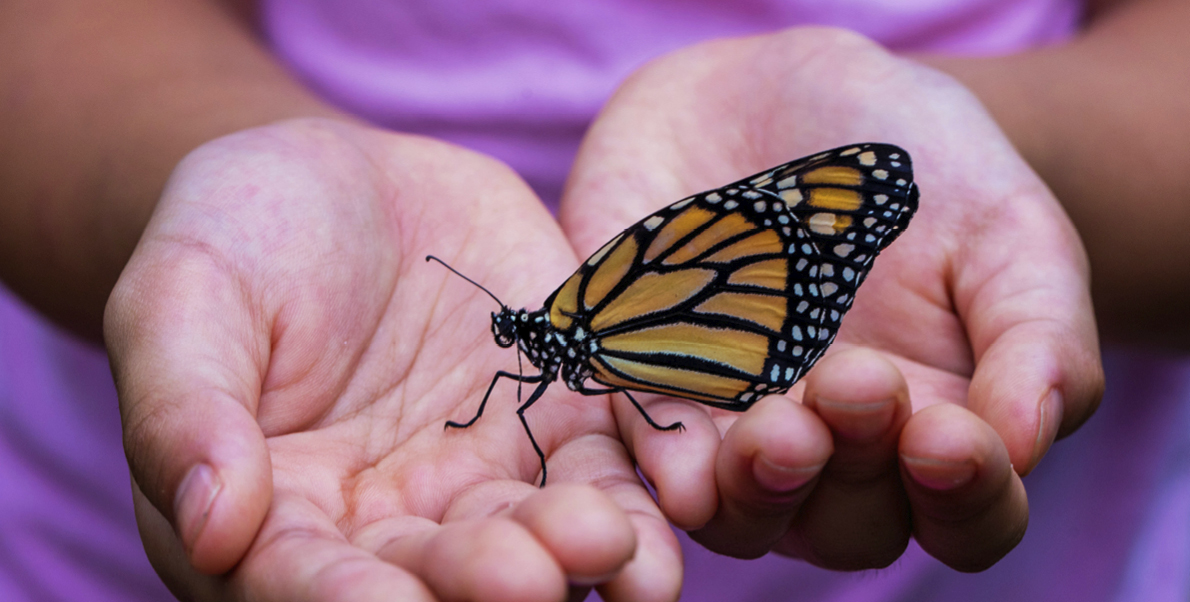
[490,307,519,348]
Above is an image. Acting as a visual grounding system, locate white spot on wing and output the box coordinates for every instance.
[587,233,624,266]
[780,188,804,207]
[808,213,838,235]
[750,172,774,185]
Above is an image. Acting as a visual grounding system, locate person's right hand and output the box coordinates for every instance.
[560,27,1104,572]
[105,118,683,602]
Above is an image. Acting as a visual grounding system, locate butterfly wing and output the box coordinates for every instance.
[545,143,918,410]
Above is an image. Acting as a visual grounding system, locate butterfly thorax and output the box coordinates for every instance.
[491,306,596,391]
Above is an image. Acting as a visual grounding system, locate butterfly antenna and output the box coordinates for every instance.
[425,255,506,307]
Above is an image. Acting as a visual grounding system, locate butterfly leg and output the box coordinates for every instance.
[514,379,554,487]
[579,386,685,433]
[446,370,545,429]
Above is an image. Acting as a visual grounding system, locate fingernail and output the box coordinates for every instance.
[1032,389,1063,463]
[902,456,976,491]
[752,455,822,492]
[174,463,221,554]
[814,396,896,440]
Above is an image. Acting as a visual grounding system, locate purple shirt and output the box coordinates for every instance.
[262,0,1079,208]
[6,1,1189,600]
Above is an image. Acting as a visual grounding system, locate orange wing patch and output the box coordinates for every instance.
[703,228,781,263]
[593,356,753,401]
[600,322,769,376]
[663,212,756,266]
[693,291,786,332]
[585,234,639,309]
[727,258,787,290]
[591,268,715,331]
[644,207,717,263]
[808,188,863,212]
[802,166,864,187]
[549,272,582,330]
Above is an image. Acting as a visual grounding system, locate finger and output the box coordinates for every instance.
[614,393,723,529]
[687,395,833,559]
[238,496,435,602]
[133,482,228,600]
[359,512,568,602]
[595,509,684,602]
[434,435,684,602]
[548,433,685,602]
[510,484,636,585]
[957,193,1105,474]
[899,403,1029,572]
[106,258,271,574]
[777,348,912,569]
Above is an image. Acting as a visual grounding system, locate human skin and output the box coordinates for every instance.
[561,28,1101,571]
[570,0,1190,570]
[923,0,1190,347]
[2,0,1186,599]
[108,121,677,601]
[2,3,680,601]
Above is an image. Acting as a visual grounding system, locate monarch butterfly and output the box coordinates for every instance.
[429,143,918,486]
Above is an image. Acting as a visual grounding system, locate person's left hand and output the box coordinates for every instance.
[559,27,1104,571]
[107,118,683,601]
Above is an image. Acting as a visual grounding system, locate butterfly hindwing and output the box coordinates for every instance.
[745,143,918,364]
[545,143,918,409]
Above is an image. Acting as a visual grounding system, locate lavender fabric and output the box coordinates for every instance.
[0,289,173,601]
[4,1,1189,601]
[262,0,1079,208]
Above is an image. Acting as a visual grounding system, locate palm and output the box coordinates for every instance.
[110,119,679,601]
[560,29,1102,570]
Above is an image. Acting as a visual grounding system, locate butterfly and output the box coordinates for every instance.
[428,143,918,486]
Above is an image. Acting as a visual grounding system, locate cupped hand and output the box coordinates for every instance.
[105,119,682,601]
[559,27,1104,572]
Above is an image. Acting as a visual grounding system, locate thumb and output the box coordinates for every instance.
[106,255,271,575]
[956,188,1103,474]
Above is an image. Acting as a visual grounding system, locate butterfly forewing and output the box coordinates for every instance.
[545,143,918,409]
